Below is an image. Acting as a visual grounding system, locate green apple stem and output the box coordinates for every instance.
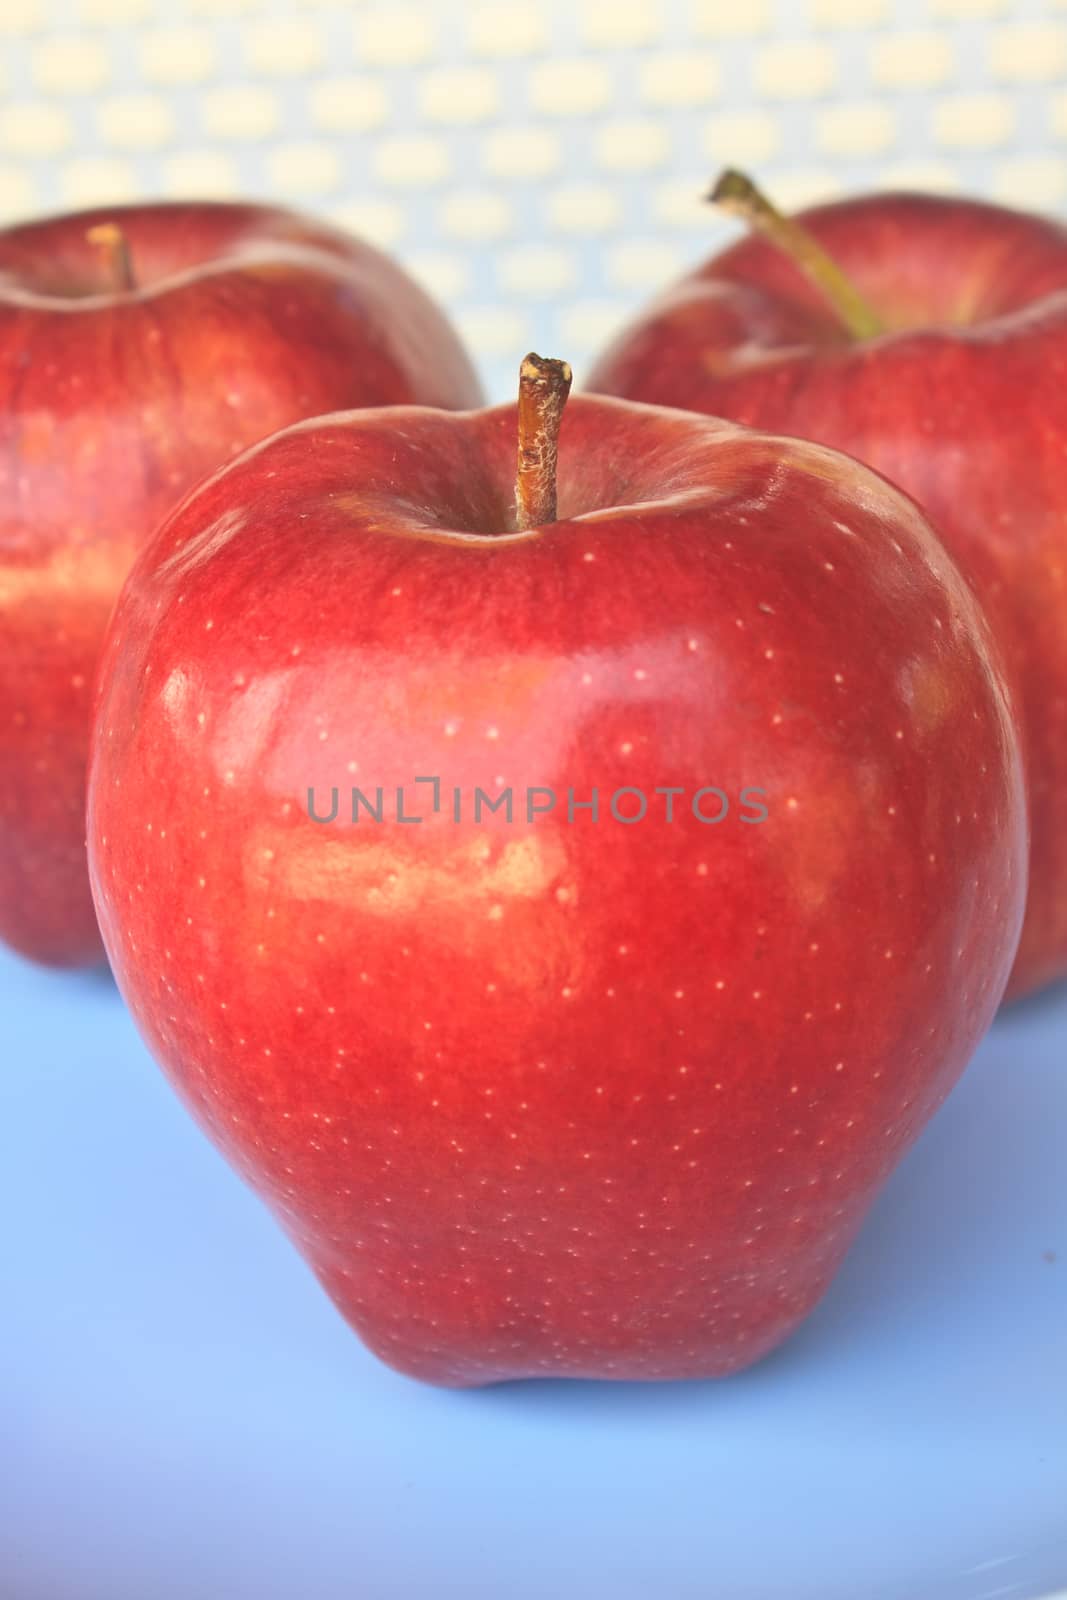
[707,169,883,342]
[516,352,573,531]
[86,222,136,293]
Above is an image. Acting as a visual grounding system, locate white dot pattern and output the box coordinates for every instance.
[0,0,1061,397]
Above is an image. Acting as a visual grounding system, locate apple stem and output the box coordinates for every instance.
[515,352,573,531]
[86,222,136,293]
[707,169,883,342]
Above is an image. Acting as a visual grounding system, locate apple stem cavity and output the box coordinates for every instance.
[707,169,883,342]
[86,223,136,294]
[516,352,573,531]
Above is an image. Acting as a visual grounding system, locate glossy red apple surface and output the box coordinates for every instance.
[587,188,1067,1000]
[87,388,1025,1385]
[0,199,482,968]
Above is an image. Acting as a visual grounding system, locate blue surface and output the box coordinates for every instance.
[2,945,1066,1600]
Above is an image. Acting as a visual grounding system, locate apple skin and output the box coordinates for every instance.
[86,395,1025,1386]
[0,200,482,969]
[586,190,1067,1001]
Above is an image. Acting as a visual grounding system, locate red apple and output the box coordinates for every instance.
[0,200,482,968]
[586,175,1067,1000]
[86,360,1025,1385]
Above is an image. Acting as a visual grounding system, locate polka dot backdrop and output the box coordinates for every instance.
[0,0,1065,397]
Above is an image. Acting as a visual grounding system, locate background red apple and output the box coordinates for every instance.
[86,372,1025,1385]
[0,199,482,968]
[586,181,1067,1000]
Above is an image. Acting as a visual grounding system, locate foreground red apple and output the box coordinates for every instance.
[0,200,482,968]
[587,175,1067,1000]
[87,361,1025,1385]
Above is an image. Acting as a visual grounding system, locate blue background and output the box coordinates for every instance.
[2,946,1066,1600]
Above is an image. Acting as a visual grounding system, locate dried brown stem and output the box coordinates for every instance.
[86,223,136,293]
[515,352,573,531]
